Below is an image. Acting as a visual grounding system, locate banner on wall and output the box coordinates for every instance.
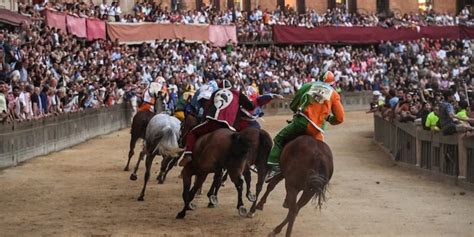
[106,22,237,46]
[209,25,238,47]
[45,10,66,32]
[86,18,106,40]
[272,25,471,44]
[66,15,87,38]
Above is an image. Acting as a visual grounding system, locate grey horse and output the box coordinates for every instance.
[135,113,183,201]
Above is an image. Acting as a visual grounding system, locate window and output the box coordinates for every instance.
[418,0,433,11]
[376,0,389,14]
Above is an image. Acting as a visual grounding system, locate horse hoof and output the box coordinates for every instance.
[209,195,218,205]
[157,175,165,184]
[247,193,256,202]
[221,182,226,187]
[282,199,289,209]
[208,203,216,208]
[256,203,264,211]
[247,212,255,218]
[188,203,197,210]
[137,196,144,201]
[238,206,247,217]
[130,173,138,181]
[123,167,129,171]
[268,231,276,237]
[176,212,185,219]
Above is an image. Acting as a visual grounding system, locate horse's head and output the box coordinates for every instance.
[179,111,199,147]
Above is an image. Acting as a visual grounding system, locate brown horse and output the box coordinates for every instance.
[256,135,333,237]
[176,127,251,219]
[124,110,154,171]
[179,112,273,214]
[206,127,273,217]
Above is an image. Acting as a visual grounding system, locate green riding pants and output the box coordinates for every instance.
[267,116,308,165]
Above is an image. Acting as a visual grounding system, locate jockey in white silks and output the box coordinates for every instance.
[138,81,168,113]
[190,80,218,120]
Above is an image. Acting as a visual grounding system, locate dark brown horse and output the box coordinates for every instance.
[206,127,273,217]
[176,127,251,219]
[256,135,333,237]
[179,112,273,215]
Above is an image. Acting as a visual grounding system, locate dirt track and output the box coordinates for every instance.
[1,111,474,237]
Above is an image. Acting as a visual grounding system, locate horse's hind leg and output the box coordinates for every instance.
[137,153,155,201]
[157,156,177,184]
[269,186,298,237]
[125,134,139,171]
[256,175,284,211]
[244,168,255,202]
[207,169,223,208]
[229,169,246,217]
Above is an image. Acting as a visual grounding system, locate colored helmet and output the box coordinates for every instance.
[217,79,232,89]
[246,86,258,101]
[322,71,335,85]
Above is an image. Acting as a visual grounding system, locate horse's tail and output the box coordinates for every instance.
[229,132,251,160]
[152,126,183,158]
[257,129,273,164]
[307,169,329,209]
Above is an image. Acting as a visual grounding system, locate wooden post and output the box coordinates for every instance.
[458,134,468,179]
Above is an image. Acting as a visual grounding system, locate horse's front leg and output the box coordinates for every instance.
[130,148,146,181]
[189,173,208,204]
[125,135,139,171]
[176,166,192,219]
[256,175,284,211]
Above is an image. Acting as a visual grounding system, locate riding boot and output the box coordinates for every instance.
[179,153,192,167]
[265,164,281,183]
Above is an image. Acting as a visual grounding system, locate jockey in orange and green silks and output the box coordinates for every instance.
[266,71,345,181]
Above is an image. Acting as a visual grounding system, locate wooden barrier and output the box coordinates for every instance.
[373,114,474,187]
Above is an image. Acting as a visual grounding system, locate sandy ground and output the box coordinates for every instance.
[1,111,474,237]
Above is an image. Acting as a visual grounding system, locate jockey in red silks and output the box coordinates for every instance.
[235,85,284,131]
[179,80,255,167]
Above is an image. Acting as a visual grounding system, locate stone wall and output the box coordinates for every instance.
[0,104,131,169]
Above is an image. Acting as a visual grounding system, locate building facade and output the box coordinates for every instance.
[160,0,466,14]
[0,0,18,11]
[1,0,469,15]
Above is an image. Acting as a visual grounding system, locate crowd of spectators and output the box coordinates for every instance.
[17,1,474,42]
[370,37,474,135]
[1,2,473,128]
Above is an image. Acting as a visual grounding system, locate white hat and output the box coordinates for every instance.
[373,90,382,96]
